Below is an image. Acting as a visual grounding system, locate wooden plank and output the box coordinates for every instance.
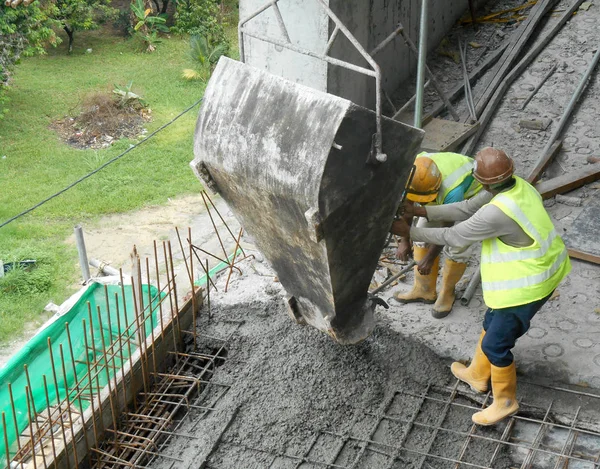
[563,203,600,265]
[462,0,586,155]
[535,166,600,199]
[567,248,600,265]
[526,140,563,184]
[473,0,557,117]
[421,118,479,152]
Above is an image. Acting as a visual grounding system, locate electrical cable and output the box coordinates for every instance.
[0,97,203,230]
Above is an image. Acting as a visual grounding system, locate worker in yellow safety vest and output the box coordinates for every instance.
[391,147,571,425]
[395,151,482,318]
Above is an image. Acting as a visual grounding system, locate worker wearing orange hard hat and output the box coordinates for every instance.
[391,147,571,426]
[395,151,483,318]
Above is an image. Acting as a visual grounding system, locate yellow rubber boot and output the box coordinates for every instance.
[451,331,491,393]
[432,258,467,319]
[472,363,519,426]
[394,246,438,304]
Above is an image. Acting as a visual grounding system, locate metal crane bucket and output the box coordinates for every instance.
[192,57,423,344]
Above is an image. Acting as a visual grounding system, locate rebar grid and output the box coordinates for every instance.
[2,210,245,469]
[207,381,600,469]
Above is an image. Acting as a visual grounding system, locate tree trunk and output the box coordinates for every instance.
[63,25,74,54]
[160,0,169,14]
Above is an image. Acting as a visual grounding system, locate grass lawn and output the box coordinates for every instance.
[0,25,239,344]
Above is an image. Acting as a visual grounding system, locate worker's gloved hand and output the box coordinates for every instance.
[391,217,411,237]
[396,237,412,261]
[417,255,436,275]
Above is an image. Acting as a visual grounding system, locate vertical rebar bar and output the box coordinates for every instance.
[82,319,102,446]
[162,242,179,366]
[47,339,70,469]
[23,365,48,469]
[65,322,95,466]
[120,269,138,409]
[25,386,38,469]
[7,383,21,456]
[206,259,211,321]
[96,305,120,450]
[146,257,158,379]
[153,241,165,341]
[58,344,82,468]
[3,412,11,469]
[189,227,197,349]
[41,375,58,466]
[167,241,181,342]
[130,276,149,396]
[414,0,428,129]
[114,293,130,407]
[86,304,103,402]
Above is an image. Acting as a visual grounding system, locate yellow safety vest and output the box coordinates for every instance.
[417,152,482,205]
[480,176,571,309]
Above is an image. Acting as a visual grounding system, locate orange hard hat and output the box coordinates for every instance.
[406,155,442,203]
[473,147,514,185]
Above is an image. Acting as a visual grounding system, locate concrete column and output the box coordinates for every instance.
[239,0,477,109]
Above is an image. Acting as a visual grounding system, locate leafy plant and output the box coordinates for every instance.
[113,80,147,108]
[182,34,228,81]
[130,0,169,52]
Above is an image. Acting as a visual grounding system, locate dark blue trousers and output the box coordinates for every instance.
[481,292,553,367]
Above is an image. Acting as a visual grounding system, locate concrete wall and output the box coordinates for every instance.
[329,0,475,109]
[239,0,477,109]
[239,0,329,90]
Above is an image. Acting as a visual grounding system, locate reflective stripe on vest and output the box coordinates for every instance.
[417,152,482,205]
[480,176,571,308]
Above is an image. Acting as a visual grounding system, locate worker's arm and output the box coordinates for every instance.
[392,204,529,249]
[424,190,493,223]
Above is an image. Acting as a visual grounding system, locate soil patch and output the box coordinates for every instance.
[50,90,151,149]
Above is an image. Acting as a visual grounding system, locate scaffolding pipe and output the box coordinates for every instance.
[414,0,429,129]
[74,225,91,283]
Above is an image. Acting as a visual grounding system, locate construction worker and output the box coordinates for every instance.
[395,152,482,318]
[391,147,571,426]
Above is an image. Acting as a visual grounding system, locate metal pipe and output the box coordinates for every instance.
[370,260,416,295]
[370,25,403,57]
[414,0,429,129]
[74,225,91,283]
[537,45,600,164]
[240,31,377,78]
[460,270,480,306]
[89,258,120,276]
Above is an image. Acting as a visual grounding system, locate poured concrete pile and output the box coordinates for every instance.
[149,271,514,469]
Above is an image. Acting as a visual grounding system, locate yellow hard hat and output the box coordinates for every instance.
[406,156,442,203]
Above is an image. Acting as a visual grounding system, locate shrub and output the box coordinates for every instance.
[171,0,227,46]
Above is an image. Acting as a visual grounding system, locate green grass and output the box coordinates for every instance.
[0,26,237,344]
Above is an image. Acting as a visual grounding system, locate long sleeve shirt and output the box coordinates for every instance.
[410,190,534,249]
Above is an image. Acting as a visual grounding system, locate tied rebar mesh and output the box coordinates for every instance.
[205,381,600,469]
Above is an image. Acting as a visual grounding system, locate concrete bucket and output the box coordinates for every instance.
[192,57,423,344]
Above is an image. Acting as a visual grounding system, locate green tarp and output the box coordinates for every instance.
[0,283,161,464]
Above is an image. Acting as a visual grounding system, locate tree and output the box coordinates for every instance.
[0,1,57,118]
[51,0,118,53]
[171,0,226,45]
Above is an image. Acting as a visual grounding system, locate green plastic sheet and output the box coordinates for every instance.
[0,283,162,465]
